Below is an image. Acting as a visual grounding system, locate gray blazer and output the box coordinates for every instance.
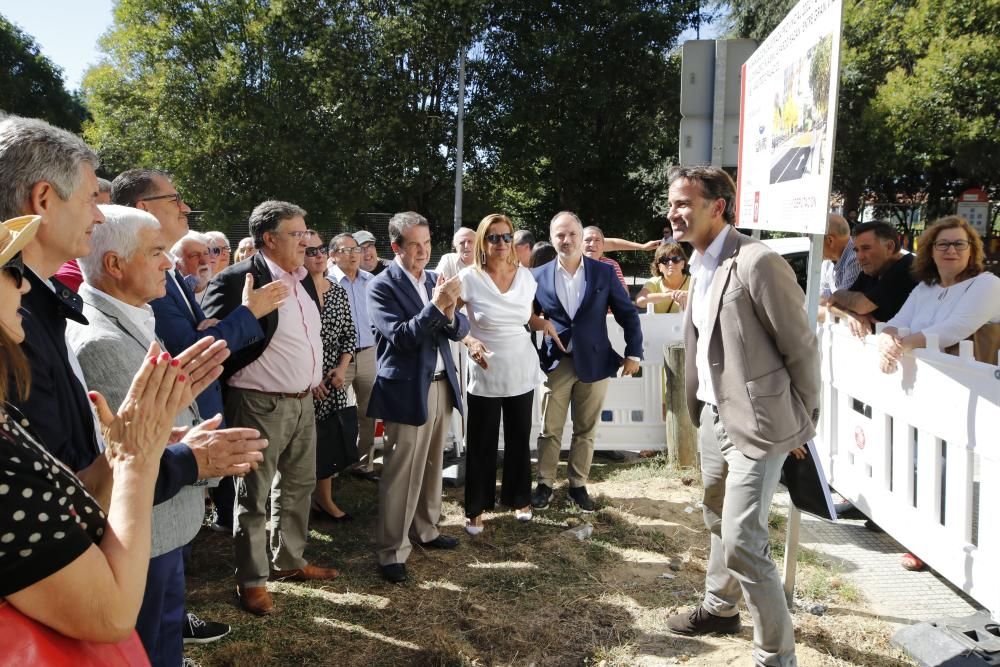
[67,285,205,558]
[683,229,821,459]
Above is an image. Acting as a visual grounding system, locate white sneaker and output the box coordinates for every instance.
[515,507,533,522]
[465,518,484,535]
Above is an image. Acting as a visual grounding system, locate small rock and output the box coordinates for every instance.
[684,506,695,514]
[658,572,676,580]
[681,476,695,486]
[668,559,682,571]
[798,601,827,616]
[561,523,593,541]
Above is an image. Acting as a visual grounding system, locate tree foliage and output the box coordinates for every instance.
[81,0,694,241]
[0,13,87,132]
[725,0,1000,216]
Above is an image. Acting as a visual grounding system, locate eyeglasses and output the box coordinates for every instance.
[657,255,685,265]
[486,233,513,244]
[933,240,970,252]
[209,246,231,256]
[336,247,364,255]
[2,253,25,289]
[139,192,184,206]
[269,230,315,240]
[305,246,328,257]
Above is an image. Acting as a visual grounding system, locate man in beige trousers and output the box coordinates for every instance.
[664,166,820,667]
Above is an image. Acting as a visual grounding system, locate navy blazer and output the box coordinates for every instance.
[200,253,319,381]
[14,271,197,503]
[366,262,470,426]
[532,256,643,383]
[151,268,263,420]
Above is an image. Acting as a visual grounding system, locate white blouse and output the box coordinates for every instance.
[886,272,1000,348]
[459,265,547,398]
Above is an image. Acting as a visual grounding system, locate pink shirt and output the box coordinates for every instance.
[598,256,628,294]
[228,254,323,393]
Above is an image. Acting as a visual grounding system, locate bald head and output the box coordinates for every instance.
[823,213,852,261]
[826,214,850,238]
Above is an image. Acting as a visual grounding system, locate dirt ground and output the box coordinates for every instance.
[184,456,915,666]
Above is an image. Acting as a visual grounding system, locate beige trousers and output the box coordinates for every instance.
[536,355,609,488]
[344,346,377,470]
[226,388,317,587]
[375,379,453,565]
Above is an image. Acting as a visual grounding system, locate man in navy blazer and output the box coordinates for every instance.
[366,212,469,583]
[530,211,643,512]
[112,168,287,534]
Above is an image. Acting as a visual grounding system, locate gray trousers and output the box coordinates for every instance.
[227,388,317,587]
[344,346,377,471]
[699,403,797,667]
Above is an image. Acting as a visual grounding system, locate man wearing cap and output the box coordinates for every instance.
[355,230,393,276]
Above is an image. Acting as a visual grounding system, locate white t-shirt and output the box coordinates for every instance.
[886,272,1000,348]
[459,265,546,398]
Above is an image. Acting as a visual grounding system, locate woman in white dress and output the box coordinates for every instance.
[459,214,560,534]
[878,215,1000,373]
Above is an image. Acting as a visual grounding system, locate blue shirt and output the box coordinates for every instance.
[328,265,376,349]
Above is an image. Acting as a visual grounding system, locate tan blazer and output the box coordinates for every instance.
[683,228,820,459]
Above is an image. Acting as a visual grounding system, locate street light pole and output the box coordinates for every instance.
[453,47,466,233]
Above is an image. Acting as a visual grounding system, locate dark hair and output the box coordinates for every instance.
[852,220,899,251]
[306,229,323,247]
[530,241,557,268]
[249,200,307,249]
[666,166,736,225]
[387,211,429,246]
[514,229,535,247]
[0,326,30,402]
[111,168,171,206]
[651,241,689,277]
[912,216,984,285]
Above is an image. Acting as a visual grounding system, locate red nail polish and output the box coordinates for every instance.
[170,359,180,367]
[178,375,187,382]
[149,357,158,366]
[160,352,171,361]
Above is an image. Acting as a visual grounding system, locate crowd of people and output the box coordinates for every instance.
[2,111,998,667]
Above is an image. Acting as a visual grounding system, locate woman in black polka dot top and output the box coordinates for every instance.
[0,215,188,647]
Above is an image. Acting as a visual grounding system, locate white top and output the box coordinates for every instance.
[459,265,546,397]
[885,272,1000,348]
[396,256,446,373]
[690,224,732,406]
[434,252,472,279]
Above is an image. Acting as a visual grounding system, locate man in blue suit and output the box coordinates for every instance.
[531,211,643,512]
[366,212,470,583]
[111,169,287,536]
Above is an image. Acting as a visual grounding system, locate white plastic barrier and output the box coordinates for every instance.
[498,311,685,451]
[814,320,1000,619]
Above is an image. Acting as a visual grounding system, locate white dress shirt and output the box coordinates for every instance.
[396,257,446,373]
[690,224,732,406]
[554,257,586,353]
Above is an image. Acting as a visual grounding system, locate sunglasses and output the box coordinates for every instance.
[657,255,685,265]
[486,232,513,244]
[305,246,328,257]
[209,246,231,255]
[2,252,25,289]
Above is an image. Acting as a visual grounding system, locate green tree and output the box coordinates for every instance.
[0,14,88,131]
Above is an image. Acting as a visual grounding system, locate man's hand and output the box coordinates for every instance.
[184,415,268,478]
[242,273,289,319]
[845,312,875,339]
[789,446,807,460]
[641,239,661,251]
[431,274,461,313]
[620,358,641,376]
[196,318,220,331]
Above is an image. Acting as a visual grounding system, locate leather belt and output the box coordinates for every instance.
[248,388,309,399]
[432,371,447,382]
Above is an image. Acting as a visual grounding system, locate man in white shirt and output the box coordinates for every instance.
[434,226,475,278]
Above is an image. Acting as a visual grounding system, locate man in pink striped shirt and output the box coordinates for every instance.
[202,200,338,616]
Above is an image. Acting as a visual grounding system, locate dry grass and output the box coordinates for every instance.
[183,455,913,666]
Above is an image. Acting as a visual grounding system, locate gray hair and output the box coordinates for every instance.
[329,232,356,252]
[204,230,229,248]
[582,225,605,238]
[388,211,429,246]
[249,200,307,248]
[826,214,850,238]
[78,204,161,284]
[452,226,474,249]
[513,229,534,247]
[0,115,100,220]
[550,211,583,227]
[97,177,112,193]
[171,230,211,259]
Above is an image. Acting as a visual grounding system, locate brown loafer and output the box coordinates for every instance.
[237,585,274,616]
[271,563,340,581]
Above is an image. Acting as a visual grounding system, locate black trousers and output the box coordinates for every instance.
[464,389,534,518]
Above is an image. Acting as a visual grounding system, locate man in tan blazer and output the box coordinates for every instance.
[664,166,820,667]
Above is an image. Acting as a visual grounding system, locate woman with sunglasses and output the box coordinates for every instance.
[877,216,1000,374]
[304,232,357,522]
[0,216,192,657]
[636,242,690,313]
[457,214,556,534]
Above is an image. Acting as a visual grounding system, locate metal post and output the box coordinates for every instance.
[453,47,466,233]
[711,41,727,167]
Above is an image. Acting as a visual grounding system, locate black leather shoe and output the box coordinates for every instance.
[380,563,407,583]
[416,534,459,549]
[567,485,596,512]
[531,483,552,510]
[666,606,741,636]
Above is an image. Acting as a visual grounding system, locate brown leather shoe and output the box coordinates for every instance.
[271,563,340,581]
[666,606,740,636]
[237,585,274,616]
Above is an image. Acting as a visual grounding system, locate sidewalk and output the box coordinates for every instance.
[790,503,984,624]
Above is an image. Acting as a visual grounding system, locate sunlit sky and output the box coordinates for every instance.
[1,0,115,92]
[1,1,718,94]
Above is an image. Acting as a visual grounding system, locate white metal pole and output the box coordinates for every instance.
[453,48,466,233]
